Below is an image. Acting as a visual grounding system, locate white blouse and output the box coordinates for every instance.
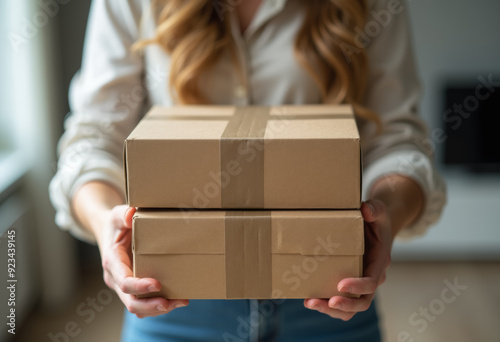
[49,0,446,243]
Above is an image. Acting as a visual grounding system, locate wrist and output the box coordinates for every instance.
[369,174,424,238]
[383,201,410,239]
[72,181,124,244]
[86,207,112,244]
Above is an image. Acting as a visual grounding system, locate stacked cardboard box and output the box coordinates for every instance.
[125,105,364,299]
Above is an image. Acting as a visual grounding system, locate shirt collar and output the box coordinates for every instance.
[233,0,288,41]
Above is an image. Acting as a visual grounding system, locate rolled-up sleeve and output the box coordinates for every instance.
[49,0,145,243]
[361,0,447,239]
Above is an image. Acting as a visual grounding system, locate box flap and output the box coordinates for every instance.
[134,210,364,256]
[123,141,130,205]
[271,211,364,256]
[133,210,225,255]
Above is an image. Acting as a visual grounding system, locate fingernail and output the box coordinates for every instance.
[147,285,159,292]
[331,301,343,309]
[367,203,375,215]
[156,305,168,311]
[174,303,187,308]
[125,207,133,219]
[306,301,318,310]
[339,286,352,293]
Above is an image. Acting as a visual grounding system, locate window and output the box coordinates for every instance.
[0,0,14,154]
[0,1,30,197]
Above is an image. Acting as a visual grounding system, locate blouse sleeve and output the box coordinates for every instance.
[360,0,447,239]
[49,0,145,243]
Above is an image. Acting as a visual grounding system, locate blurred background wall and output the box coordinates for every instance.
[392,0,500,259]
[0,0,499,341]
[0,1,91,340]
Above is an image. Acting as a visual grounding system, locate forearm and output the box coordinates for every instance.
[72,181,124,245]
[369,174,424,238]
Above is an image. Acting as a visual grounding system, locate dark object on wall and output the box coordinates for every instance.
[443,81,500,173]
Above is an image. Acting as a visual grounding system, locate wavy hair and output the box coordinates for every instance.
[135,0,379,125]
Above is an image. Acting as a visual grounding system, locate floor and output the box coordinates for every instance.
[13,262,500,342]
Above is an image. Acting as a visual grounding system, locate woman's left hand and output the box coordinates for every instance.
[304,200,394,321]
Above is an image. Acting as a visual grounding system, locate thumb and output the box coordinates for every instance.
[124,207,136,228]
[361,200,386,223]
[111,205,135,229]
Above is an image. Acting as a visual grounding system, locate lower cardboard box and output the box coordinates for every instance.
[133,209,364,300]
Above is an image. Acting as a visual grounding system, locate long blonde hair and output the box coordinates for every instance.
[135,0,379,124]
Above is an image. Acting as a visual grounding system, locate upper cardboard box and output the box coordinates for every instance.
[124,105,361,209]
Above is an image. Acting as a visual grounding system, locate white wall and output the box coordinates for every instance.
[392,0,500,259]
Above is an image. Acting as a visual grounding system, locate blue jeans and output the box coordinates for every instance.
[120,299,381,342]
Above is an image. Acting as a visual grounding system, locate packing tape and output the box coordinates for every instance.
[224,210,272,299]
[220,106,270,208]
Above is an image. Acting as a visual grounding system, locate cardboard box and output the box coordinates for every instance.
[124,105,361,209]
[133,209,364,299]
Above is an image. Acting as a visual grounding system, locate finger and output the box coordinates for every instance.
[111,207,135,244]
[361,222,392,281]
[337,270,387,295]
[104,251,157,296]
[133,299,189,319]
[328,294,375,313]
[337,276,378,296]
[379,272,387,286]
[115,284,168,314]
[119,276,164,296]
[124,207,136,228]
[361,200,385,223]
[165,299,190,309]
[110,205,131,229]
[104,245,133,279]
[114,283,189,317]
[364,234,392,282]
[337,245,389,296]
[104,268,188,313]
[304,298,325,311]
[304,299,356,321]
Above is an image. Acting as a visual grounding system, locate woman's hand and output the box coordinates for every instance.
[304,200,393,320]
[72,181,189,319]
[98,205,189,318]
[304,174,424,320]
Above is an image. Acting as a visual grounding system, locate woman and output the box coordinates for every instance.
[50,0,446,340]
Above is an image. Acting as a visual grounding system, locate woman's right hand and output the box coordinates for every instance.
[97,205,189,318]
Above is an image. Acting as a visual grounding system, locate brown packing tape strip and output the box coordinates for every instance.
[225,211,272,299]
[220,106,270,208]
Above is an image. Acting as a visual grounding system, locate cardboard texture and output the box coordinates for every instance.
[133,209,364,300]
[124,105,361,209]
